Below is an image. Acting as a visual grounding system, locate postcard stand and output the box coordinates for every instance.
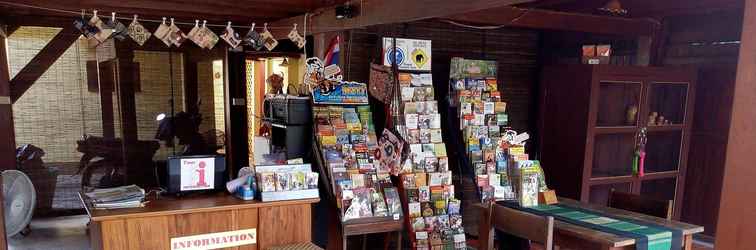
[307,57,403,250]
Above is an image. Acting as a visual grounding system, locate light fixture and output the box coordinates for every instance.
[279,58,289,67]
[156,113,166,121]
[598,0,628,15]
[335,3,356,19]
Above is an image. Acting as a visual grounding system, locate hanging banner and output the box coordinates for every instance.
[312,81,369,104]
[449,57,498,79]
[171,229,256,250]
[305,57,368,104]
[382,38,432,71]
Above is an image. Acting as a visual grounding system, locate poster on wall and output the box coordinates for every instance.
[312,81,369,104]
[180,157,216,191]
[383,38,432,71]
[305,57,369,104]
[449,57,498,80]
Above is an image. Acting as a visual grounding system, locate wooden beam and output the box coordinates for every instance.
[445,6,659,36]
[714,0,756,249]
[269,0,536,38]
[9,25,80,103]
[0,21,16,171]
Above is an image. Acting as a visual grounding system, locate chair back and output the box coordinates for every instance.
[608,190,673,220]
[478,203,554,250]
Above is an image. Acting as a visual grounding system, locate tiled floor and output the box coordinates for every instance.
[8,215,91,250]
[6,215,716,250]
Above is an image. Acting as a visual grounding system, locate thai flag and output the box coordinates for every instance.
[324,35,340,66]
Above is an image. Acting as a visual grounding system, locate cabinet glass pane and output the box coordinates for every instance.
[597,81,642,127]
[592,134,635,178]
[640,177,677,202]
[647,82,689,126]
[644,131,682,173]
[589,182,632,206]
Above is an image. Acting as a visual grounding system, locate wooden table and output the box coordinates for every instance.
[81,193,320,250]
[485,198,704,250]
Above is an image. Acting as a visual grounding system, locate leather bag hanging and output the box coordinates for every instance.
[369,63,394,103]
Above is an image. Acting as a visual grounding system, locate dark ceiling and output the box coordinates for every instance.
[517,0,743,18]
[0,0,348,24]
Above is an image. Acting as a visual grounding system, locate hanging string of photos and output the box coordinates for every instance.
[72,9,307,50]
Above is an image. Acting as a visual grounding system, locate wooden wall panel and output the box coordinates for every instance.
[100,220,129,250]
[236,208,260,250]
[175,211,235,235]
[257,204,312,249]
[126,216,173,250]
[715,1,756,248]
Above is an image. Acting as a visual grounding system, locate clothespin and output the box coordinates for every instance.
[250,22,256,31]
[81,9,86,19]
[227,21,232,30]
[111,12,116,22]
[263,22,268,32]
[162,17,167,25]
[93,10,98,17]
[293,23,298,31]
[170,18,175,26]
[133,14,138,23]
[202,20,207,28]
[194,20,199,28]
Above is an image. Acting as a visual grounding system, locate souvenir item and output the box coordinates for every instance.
[167,18,187,46]
[384,187,403,217]
[221,22,242,48]
[260,23,278,51]
[105,12,128,41]
[412,217,426,231]
[287,23,306,48]
[306,172,319,189]
[447,199,461,215]
[369,63,394,103]
[371,189,388,216]
[409,202,422,218]
[422,202,435,217]
[194,20,219,49]
[151,17,171,46]
[378,129,403,176]
[407,188,419,203]
[419,186,431,202]
[186,20,202,47]
[243,23,264,50]
[89,11,113,43]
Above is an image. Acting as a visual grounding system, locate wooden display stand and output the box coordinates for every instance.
[312,137,404,250]
[81,193,319,250]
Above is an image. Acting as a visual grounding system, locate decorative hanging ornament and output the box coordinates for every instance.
[105,12,128,41]
[127,15,151,46]
[198,20,219,49]
[259,23,278,51]
[243,23,264,51]
[221,22,242,49]
[167,18,187,46]
[74,10,99,39]
[187,20,204,48]
[153,17,172,47]
[89,10,113,43]
[287,23,306,49]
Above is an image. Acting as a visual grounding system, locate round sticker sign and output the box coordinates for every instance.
[385,47,405,66]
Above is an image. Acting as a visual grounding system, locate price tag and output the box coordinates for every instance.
[393,214,400,220]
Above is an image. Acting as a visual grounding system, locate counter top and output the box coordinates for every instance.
[79,192,320,221]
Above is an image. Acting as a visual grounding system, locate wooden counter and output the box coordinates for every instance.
[82,193,320,250]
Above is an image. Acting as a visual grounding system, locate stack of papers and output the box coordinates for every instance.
[84,185,146,209]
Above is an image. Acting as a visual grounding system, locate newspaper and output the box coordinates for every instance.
[85,185,146,209]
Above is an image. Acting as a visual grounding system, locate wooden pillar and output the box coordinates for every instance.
[0,25,15,170]
[714,1,756,249]
[0,24,12,250]
[113,44,140,184]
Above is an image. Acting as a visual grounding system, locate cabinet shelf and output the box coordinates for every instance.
[647,124,684,132]
[595,126,637,135]
[539,64,696,220]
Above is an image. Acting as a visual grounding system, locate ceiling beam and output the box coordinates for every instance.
[445,6,659,36]
[10,25,80,103]
[269,0,536,38]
